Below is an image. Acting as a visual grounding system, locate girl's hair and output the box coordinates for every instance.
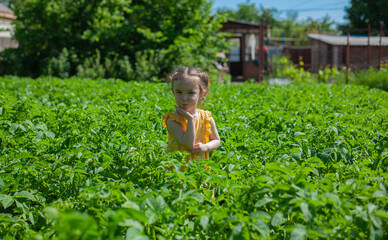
[170,67,209,95]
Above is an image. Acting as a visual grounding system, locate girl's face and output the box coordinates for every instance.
[173,76,205,114]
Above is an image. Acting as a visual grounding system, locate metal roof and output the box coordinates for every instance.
[0,3,13,14]
[308,33,388,46]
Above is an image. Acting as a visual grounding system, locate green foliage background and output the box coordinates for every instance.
[0,77,387,239]
[345,0,388,29]
[0,0,229,80]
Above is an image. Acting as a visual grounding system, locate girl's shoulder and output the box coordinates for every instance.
[163,111,186,127]
[197,108,212,120]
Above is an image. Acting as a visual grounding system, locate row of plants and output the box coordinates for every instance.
[0,77,387,239]
[270,56,388,91]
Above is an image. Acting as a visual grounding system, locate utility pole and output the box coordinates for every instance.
[368,24,371,67]
[346,32,350,84]
[258,19,265,83]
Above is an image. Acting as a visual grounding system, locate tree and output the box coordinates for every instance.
[345,0,388,29]
[216,2,279,27]
[1,0,229,79]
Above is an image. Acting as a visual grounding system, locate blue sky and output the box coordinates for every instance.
[212,0,351,24]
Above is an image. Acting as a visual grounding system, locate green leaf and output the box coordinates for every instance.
[156,196,166,212]
[254,197,273,208]
[306,157,326,168]
[300,202,312,221]
[172,160,181,172]
[146,197,160,212]
[372,190,386,198]
[45,131,55,139]
[251,211,271,220]
[122,200,140,211]
[29,212,35,225]
[10,123,19,133]
[374,210,388,219]
[290,226,307,240]
[125,228,149,240]
[231,222,243,238]
[251,218,269,238]
[119,219,143,231]
[0,178,4,191]
[228,164,235,172]
[14,191,36,201]
[44,207,59,219]
[265,162,290,176]
[200,215,209,229]
[271,212,286,226]
[145,208,158,225]
[2,195,14,209]
[184,191,203,203]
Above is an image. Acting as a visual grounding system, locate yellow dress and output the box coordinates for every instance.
[163,109,212,161]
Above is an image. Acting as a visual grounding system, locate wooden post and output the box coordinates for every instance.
[346,32,350,84]
[258,20,265,83]
[368,24,371,67]
[379,23,383,69]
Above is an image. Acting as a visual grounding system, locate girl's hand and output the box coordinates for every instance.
[188,141,208,154]
[175,106,195,120]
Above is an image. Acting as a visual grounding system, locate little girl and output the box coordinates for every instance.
[163,67,220,164]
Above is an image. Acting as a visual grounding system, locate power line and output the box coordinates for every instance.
[279,7,344,13]
[287,0,317,10]
[280,0,348,12]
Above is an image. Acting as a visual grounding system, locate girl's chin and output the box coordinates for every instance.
[180,105,194,112]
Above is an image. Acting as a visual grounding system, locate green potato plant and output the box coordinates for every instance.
[0,77,387,239]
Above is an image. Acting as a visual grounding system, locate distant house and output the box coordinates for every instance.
[219,19,268,81]
[0,3,18,51]
[308,33,388,72]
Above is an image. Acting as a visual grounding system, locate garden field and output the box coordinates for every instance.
[0,77,387,239]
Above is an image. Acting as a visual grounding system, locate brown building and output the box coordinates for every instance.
[308,33,388,72]
[0,3,18,51]
[219,19,268,81]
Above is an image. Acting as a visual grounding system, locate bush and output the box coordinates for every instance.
[76,50,106,79]
[270,56,311,82]
[116,56,134,81]
[352,67,388,91]
[0,48,25,76]
[134,49,166,81]
[45,48,73,78]
[2,0,228,79]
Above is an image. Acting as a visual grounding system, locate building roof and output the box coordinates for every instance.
[308,33,388,46]
[220,19,262,33]
[0,3,13,14]
[0,3,16,20]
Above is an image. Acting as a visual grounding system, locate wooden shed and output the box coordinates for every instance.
[282,46,311,70]
[219,19,267,80]
[0,3,18,51]
[308,33,388,72]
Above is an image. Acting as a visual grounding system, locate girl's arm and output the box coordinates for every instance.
[206,117,221,151]
[166,107,196,150]
[189,117,220,154]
